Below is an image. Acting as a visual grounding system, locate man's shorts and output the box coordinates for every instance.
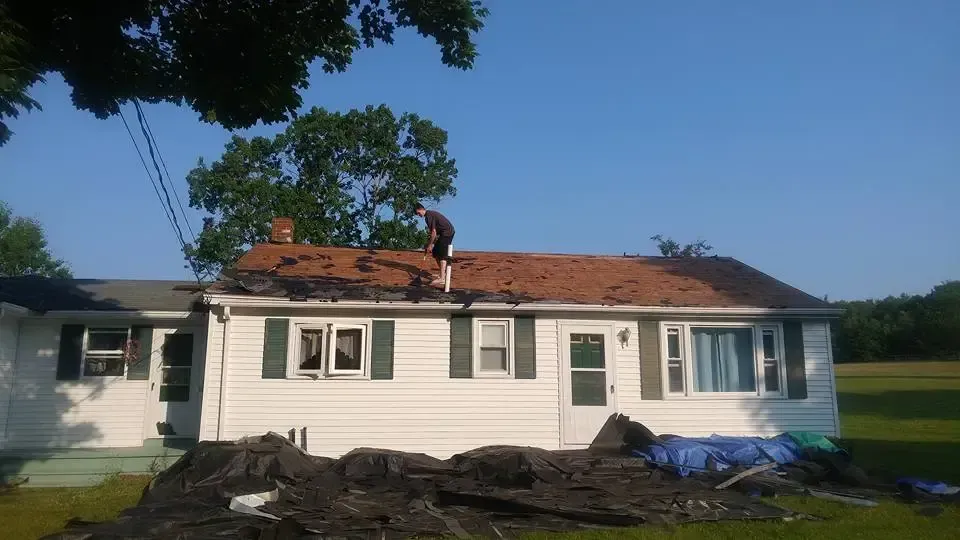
[432,235,454,261]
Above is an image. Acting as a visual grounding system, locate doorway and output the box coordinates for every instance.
[559,323,617,445]
[144,328,204,439]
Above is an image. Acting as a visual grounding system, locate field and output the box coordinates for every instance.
[2,361,958,539]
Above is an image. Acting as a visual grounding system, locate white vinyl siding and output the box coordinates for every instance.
[204,310,839,457]
[209,309,560,458]
[619,321,838,437]
[4,318,208,449]
[0,317,20,449]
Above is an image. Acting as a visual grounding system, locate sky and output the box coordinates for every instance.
[1,0,957,301]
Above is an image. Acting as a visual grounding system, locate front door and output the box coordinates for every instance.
[145,329,203,438]
[560,324,617,445]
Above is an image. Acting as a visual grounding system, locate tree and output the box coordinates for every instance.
[0,201,72,278]
[184,104,457,276]
[0,0,489,145]
[650,234,713,257]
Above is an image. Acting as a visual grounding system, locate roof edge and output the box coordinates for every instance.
[204,293,843,317]
[0,302,32,316]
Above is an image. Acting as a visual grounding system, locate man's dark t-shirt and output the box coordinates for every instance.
[424,210,455,238]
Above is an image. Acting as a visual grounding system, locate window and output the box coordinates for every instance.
[475,319,513,376]
[83,328,129,377]
[661,323,784,397]
[289,321,369,377]
[665,327,684,394]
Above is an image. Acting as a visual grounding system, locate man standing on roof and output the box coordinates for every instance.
[415,202,455,287]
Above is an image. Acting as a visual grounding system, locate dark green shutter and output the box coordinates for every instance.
[639,321,663,400]
[126,325,153,380]
[514,316,536,379]
[450,315,473,378]
[783,321,808,399]
[370,320,395,380]
[262,318,289,379]
[56,324,85,381]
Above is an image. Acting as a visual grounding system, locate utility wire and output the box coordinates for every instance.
[117,107,182,254]
[120,100,206,285]
[132,99,197,241]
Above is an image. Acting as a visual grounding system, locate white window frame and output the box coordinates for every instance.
[286,318,372,379]
[81,327,131,378]
[658,321,786,399]
[473,318,514,378]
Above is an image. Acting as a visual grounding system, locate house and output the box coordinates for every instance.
[0,278,208,486]
[196,219,842,458]
[0,218,843,485]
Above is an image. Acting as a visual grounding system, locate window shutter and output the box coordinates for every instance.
[449,315,473,378]
[126,325,153,380]
[513,316,536,379]
[639,321,663,400]
[370,320,395,380]
[262,318,289,379]
[783,321,808,399]
[56,324,85,381]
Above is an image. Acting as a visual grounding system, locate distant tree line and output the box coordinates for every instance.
[830,281,960,362]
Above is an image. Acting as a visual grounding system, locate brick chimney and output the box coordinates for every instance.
[270,217,294,243]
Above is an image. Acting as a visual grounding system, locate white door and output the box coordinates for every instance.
[144,329,204,438]
[560,323,617,445]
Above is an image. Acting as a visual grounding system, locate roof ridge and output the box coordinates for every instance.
[249,242,737,261]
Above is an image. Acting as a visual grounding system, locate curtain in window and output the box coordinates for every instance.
[335,330,361,370]
[692,328,757,392]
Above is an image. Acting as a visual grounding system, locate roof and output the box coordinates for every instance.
[208,244,830,310]
[0,277,207,313]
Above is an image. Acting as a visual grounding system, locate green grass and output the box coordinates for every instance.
[2,362,958,539]
[0,474,149,539]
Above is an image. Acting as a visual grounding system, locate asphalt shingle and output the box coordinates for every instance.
[208,244,828,309]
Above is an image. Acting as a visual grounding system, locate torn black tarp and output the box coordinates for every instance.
[40,424,799,540]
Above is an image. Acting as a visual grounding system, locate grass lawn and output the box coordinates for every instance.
[2,361,958,539]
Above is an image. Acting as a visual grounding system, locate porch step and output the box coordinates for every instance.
[0,438,195,488]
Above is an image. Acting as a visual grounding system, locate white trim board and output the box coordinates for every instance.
[204,295,841,317]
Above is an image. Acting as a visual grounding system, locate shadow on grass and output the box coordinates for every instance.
[837,390,960,421]
[839,438,960,484]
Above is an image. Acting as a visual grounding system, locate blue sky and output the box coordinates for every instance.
[1,0,957,301]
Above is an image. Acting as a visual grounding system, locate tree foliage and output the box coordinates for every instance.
[0,201,72,278]
[650,234,714,257]
[832,281,960,362]
[184,104,458,276]
[0,0,489,145]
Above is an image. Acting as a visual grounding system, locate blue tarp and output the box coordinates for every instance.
[897,478,960,496]
[633,433,806,477]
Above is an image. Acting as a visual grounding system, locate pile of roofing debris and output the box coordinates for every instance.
[43,415,958,540]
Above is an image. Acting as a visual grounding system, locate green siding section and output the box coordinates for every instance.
[639,321,663,400]
[370,320,395,380]
[56,324,85,381]
[783,321,808,399]
[513,316,536,379]
[449,315,473,378]
[262,318,289,379]
[0,439,194,488]
[126,325,153,380]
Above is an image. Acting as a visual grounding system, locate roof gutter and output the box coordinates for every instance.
[203,294,843,317]
[29,310,202,320]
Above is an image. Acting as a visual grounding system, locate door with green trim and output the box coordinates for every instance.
[560,324,616,445]
[145,328,204,438]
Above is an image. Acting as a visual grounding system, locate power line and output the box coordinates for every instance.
[132,99,197,241]
[129,100,210,285]
[117,107,181,252]
[118,102,206,285]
